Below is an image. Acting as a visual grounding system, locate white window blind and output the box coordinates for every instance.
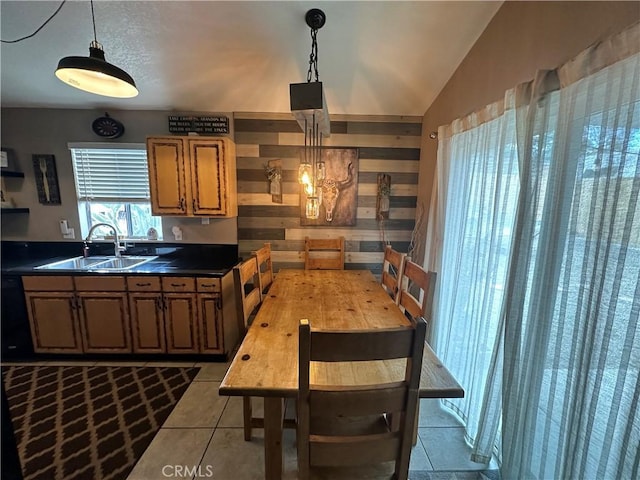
[69,143,149,201]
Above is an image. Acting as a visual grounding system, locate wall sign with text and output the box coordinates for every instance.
[168,116,229,134]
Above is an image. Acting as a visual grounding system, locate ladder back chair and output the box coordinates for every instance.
[297,317,427,480]
[252,242,274,294]
[398,260,437,323]
[304,236,345,270]
[381,245,407,303]
[232,256,263,441]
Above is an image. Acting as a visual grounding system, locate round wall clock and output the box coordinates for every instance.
[92,113,125,139]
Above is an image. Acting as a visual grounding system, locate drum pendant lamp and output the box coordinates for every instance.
[55,0,138,98]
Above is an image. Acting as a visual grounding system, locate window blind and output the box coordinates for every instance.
[69,144,150,201]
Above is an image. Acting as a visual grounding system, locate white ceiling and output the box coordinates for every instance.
[1,1,502,116]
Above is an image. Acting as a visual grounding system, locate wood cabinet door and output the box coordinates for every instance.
[24,292,81,353]
[163,293,199,353]
[147,137,189,215]
[129,293,166,353]
[77,292,132,353]
[198,293,223,354]
[189,138,227,216]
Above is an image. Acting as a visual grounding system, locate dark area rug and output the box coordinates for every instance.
[2,365,199,480]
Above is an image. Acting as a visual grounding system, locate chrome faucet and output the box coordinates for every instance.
[85,223,126,257]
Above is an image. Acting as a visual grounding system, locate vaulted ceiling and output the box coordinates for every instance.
[1,1,502,115]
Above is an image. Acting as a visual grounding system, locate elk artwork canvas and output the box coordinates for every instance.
[300,148,359,226]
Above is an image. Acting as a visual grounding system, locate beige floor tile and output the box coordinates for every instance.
[409,439,433,471]
[163,381,228,428]
[217,395,265,428]
[418,398,464,428]
[127,428,213,480]
[418,426,496,470]
[193,361,230,381]
[200,428,265,480]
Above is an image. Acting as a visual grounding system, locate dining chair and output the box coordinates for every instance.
[381,245,407,303]
[304,236,345,270]
[398,260,437,323]
[232,256,263,441]
[252,242,274,294]
[297,317,427,480]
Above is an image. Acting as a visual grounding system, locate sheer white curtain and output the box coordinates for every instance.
[430,96,520,463]
[502,32,640,480]
[428,22,640,478]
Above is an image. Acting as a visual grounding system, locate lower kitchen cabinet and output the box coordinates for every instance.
[22,271,239,358]
[75,276,131,353]
[162,277,199,353]
[163,293,199,353]
[128,277,165,353]
[24,289,81,353]
[198,293,223,354]
[129,293,165,353]
[23,275,132,354]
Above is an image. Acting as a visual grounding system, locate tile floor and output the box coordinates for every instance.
[3,359,498,479]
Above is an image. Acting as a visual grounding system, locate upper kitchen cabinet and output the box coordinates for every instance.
[146,136,237,217]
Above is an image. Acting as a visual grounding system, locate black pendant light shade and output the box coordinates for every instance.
[55,42,138,98]
[55,1,138,98]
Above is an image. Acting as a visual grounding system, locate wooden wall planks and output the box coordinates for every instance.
[234,112,421,274]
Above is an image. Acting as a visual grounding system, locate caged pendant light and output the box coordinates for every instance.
[290,8,330,220]
[55,0,138,98]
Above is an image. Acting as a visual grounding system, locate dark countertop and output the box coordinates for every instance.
[3,256,232,277]
[1,241,239,277]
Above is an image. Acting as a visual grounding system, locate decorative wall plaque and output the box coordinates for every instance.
[168,115,229,134]
[32,154,61,205]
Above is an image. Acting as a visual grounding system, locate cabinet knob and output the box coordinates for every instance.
[180,197,185,211]
[192,198,197,212]
[136,282,151,287]
[171,283,186,287]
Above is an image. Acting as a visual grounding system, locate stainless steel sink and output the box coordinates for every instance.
[35,256,110,270]
[90,256,157,270]
[35,256,157,271]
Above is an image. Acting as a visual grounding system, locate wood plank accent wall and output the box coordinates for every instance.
[234,112,422,275]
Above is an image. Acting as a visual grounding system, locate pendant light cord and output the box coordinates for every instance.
[1,0,66,43]
[90,0,98,43]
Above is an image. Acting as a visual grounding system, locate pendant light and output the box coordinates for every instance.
[55,0,138,98]
[290,8,330,220]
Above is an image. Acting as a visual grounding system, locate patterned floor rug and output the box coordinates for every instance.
[2,365,199,480]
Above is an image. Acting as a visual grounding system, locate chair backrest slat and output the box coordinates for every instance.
[304,236,345,270]
[381,246,406,303]
[309,384,407,417]
[399,260,437,323]
[310,328,415,362]
[309,433,400,467]
[252,242,274,294]
[233,256,262,335]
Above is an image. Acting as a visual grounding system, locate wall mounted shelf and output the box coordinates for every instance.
[1,208,30,214]
[1,170,25,178]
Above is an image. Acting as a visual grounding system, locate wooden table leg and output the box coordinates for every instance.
[264,397,284,480]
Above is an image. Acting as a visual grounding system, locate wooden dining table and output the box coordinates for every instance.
[219,269,463,480]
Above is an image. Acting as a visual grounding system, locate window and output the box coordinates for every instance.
[69,143,162,240]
